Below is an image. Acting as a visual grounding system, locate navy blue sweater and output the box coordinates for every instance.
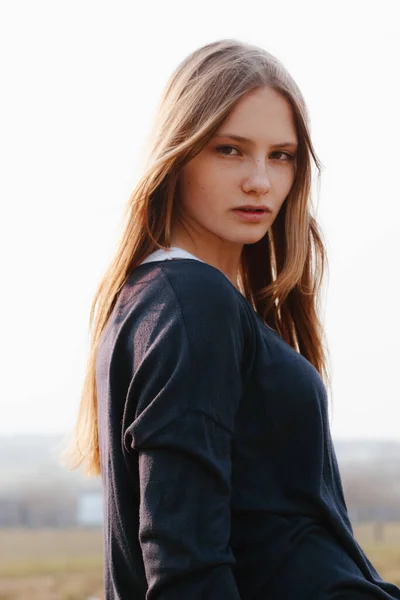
[96,258,400,599]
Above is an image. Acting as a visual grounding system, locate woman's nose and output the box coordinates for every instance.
[241,163,271,195]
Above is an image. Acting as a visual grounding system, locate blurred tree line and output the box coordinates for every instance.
[1,462,400,529]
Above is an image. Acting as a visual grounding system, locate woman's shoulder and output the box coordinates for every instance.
[106,259,256,361]
[103,260,258,408]
[123,259,249,320]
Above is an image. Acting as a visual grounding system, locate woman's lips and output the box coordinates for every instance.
[232,208,270,222]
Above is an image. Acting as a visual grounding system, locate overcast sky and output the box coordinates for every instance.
[0,1,399,441]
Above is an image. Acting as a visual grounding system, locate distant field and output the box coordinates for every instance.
[353,522,400,589]
[1,523,400,599]
[0,528,103,600]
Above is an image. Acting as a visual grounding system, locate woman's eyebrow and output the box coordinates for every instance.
[213,133,298,150]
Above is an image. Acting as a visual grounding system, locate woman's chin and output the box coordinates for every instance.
[229,229,270,246]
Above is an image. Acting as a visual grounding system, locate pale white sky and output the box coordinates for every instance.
[0,1,399,440]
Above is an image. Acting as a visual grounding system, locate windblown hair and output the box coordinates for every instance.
[62,39,332,476]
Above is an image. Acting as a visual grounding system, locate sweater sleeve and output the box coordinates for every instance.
[123,269,247,600]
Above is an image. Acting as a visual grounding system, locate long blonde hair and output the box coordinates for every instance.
[63,39,331,476]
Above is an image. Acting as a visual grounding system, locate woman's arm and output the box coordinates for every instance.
[124,269,247,599]
[135,411,242,600]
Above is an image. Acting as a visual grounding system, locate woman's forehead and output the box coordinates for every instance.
[218,87,298,146]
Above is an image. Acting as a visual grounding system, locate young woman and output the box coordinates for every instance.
[65,40,400,599]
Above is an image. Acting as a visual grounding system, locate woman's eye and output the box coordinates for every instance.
[216,146,295,161]
[273,151,295,161]
[216,145,240,156]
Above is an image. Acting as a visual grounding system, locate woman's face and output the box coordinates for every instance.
[175,85,298,252]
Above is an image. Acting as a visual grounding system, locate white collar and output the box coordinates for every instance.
[139,246,205,265]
